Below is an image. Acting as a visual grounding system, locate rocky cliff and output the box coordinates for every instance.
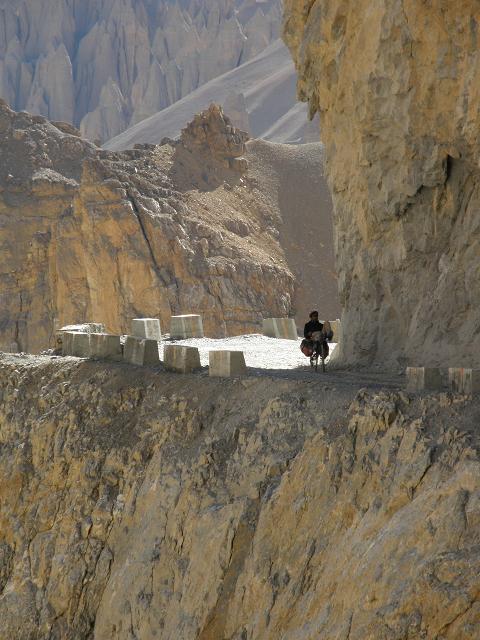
[0,0,281,143]
[1,354,479,638]
[0,99,337,353]
[283,1,480,368]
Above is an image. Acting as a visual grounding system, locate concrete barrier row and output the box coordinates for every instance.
[406,367,479,395]
[61,333,248,377]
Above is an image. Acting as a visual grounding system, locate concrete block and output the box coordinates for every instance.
[57,323,105,353]
[70,332,91,358]
[124,336,160,366]
[209,351,247,377]
[262,318,298,340]
[170,315,204,339]
[132,318,162,341]
[164,344,201,373]
[89,333,122,361]
[62,331,90,356]
[406,367,443,392]
[449,368,480,395]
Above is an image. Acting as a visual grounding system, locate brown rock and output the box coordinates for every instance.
[0,356,479,638]
[0,101,302,352]
[172,104,249,189]
[283,0,480,368]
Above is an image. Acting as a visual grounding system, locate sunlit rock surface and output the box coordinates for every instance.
[0,100,337,353]
[283,0,480,368]
[0,355,479,638]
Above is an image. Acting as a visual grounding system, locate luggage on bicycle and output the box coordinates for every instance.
[300,338,314,357]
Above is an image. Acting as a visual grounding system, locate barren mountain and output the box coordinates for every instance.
[0,0,281,143]
[105,40,320,150]
[0,99,337,353]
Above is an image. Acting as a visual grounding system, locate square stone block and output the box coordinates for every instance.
[406,367,443,392]
[61,331,74,356]
[124,336,160,366]
[57,323,105,353]
[132,318,162,341]
[449,368,480,394]
[262,318,298,340]
[164,344,201,373]
[170,315,204,339]
[70,332,91,358]
[89,333,122,361]
[209,351,247,377]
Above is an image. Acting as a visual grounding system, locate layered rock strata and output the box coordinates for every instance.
[0,0,281,142]
[0,100,296,352]
[1,355,480,638]
[283,0,480,368]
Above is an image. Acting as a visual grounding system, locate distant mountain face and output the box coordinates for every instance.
[0,0,281,142]
[105,40,321,150]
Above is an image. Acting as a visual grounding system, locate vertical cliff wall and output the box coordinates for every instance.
[283,0,480,368]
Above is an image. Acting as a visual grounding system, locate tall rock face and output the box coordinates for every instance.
[0,0,281,143]
[283,1,480,368]
[1,355,480,638]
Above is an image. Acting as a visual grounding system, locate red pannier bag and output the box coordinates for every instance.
[300,339,314,357]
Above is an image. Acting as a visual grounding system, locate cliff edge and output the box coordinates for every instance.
[283,0,480,368]
[0,355,479,638]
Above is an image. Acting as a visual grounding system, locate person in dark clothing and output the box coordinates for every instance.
[304,310,323,339]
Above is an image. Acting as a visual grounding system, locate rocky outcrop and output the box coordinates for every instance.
[0,99,299,353]
[1,354,479,638]
[0,100,338,353]
[283,1,480,368]
[0,0,281,142]
[172,104,249,189]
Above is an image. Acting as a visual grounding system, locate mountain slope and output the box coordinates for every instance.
[0,100,337,353]
[105,40,319,150]
[0,0,281,142]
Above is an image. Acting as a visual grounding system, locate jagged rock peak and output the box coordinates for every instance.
[180,104,249,165]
